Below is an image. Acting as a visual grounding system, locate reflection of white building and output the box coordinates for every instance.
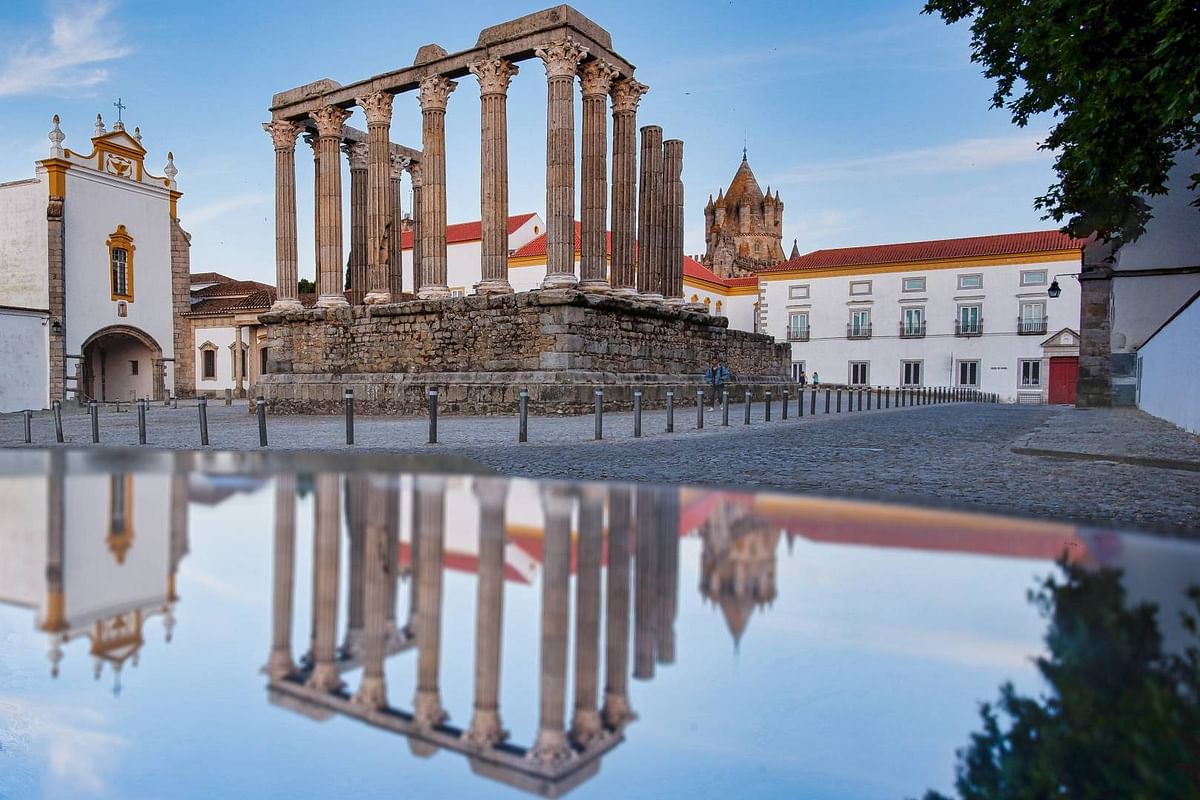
[0,115,190,410]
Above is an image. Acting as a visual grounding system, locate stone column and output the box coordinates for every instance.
[344,141,369,305]
[570,485,605,746]
[353,478,390,709]
[578,60,618,293]
[359,91,394,305]
[307,474,344,691]
[304,133,319,285]
[265,120,303,310]
[268,475,297,679]
[633,486,659,679]
[233,325,245,398]
[636,126,664,300]
[417,76,456,300]
[602,485,636,728]
[389,155,405,299]
[343,474,368,657]
[609,79,648,296]
[537,39,588,290]
[312,106,351,307]
[412,475,448,726]
[463,478,510,747]
[407,161,424,296]
[662,139,686,305]
[471,58,519,296]
[529,485,575,764]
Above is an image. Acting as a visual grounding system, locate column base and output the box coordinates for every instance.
[665,297,687,307]
[417,285,451,300]
[527,728,576,764]
[639,292,664,302]
[570,708,606,747]
[612,286,639,297]
[270,298,304,312]
[462,709,509,748]
[602,692,638,729]
[413,689,448,726]
[683,302,708,313]
[541,272,580,290]
[316,293,349,308]
[305,662,345,692]
[577,279,612,294]
[474,279,514,296]
[266,650,295,681]
[352,675,389,709]
[363,291,393,305]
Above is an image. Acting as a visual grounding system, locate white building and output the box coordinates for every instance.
[185,272,277,399]
[0,115,189,411]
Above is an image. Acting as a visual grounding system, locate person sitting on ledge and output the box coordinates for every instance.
[703,353,732,410]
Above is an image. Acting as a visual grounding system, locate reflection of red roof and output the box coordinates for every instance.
[510,222,612,259]
[399,212,537,250]
[398,542,531,584]
[759,230,1084,273]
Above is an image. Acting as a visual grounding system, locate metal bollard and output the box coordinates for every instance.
[23,409,33,443]
[224,387,232,406]
[744,390,752,425]
[633,390,642,438]
[594,388,603,440]
[781,389,789,420]
[858,389,864,412]
[90,400,99,443]
[836,389,842,413]
[427,388,438,444]
[867,388,873,411]
[824,388,831,414]
[198,396,210,446]
[696,389,705,429]
[876,387,882,409]
[798,388,804,417]
[812,388,818,416]
[722,389,730,426]
[765,391,772,422]
[51,400,64,443]
[886,388,892,409]
[666,390,675,433]
[136,399,147,445]
[519,389,529,442]
[257,396,268,447]
[344,389,354,445]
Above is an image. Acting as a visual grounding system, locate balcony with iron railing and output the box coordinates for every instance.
[1017,316,1048,335]
[846,323,872,340]
[787,328,810,342]
[955,319,984,337]
[899,320,926,339]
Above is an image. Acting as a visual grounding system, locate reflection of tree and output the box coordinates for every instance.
[921,561,1200,800]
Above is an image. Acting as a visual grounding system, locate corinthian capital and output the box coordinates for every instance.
[264,119,300,150]
[610,78,649,114]
[343,141,369,170]
[579,59,619,97]
[390,154,409,180]
[406,160,423,186]
[311,105,350,138]
[470,57,519,96]
[418,75,458,112]
[357,91,394,125]
[536,38,587,79]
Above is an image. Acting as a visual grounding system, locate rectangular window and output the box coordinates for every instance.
[849,361,869,386]
[902,360,922,386]
[129,360,139,376]
[791,361,806,382]
[849,309,871,338]
[958,304,982,335]
[788,312,809,340]
[957,273,983,290]
[902,306,925,336]
[449,287,466,299]
[902,276,926,292]
[240,348,248,378]
[260,347,269,376]
[958,360,980,387]
[1019,301,1047,334]
[1020,359,1041,387]
[202,350,216,380]
[788,284,810,300]
[111,248,129,297]
[1020,269,1048,286]
[849,280,872,296]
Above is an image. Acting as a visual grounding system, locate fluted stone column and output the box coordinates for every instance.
[353,478,391,709]
[602,486,636,728]
[359,91,394,304]
[609,79,648,296]
[343,474,368,657]
[388,156,405,299]
[307,474,344,691]
[571,485,606,746]
[233,325,245,398]
[633,486,659,680]
[663,139,685,305]
[471,58,518,296]
[413,476,448,726]
[265,120,303,310]
[636,126,664,300]
[417,76,456,300]
[268,474,297,679]
[529,485,575,764]
[407,161,423,296]
[345,142,369,305]
[312,106,351,307]
[463,478,510,747]
[537,39,587,290]
[304,133,319,285]
[578,60,618,293]
[655,487,680,664]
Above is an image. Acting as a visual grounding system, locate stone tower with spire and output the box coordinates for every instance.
[702,151,786,278]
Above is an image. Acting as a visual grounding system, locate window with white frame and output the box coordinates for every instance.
[902,306,925,335]
[958,304,982,334]
[788,284,810,300]
[849,280,872,296]
[849,361,869,386]
[902,360,922,386]
[849,309,871,336]
[1020,269,1048,286]
[791,361,806,382]
[957,273,983,290]
[787,312,809,340]
[1020,359,1041,387]
[199,342,218,380]
[902,276,926,292]
[958,360,980,386]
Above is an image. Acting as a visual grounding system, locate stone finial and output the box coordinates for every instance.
[164,151,178,181]
[417,75,457,112]
[133,126,142,143]
[94,113,106,137]
[579,59,619,97]
[469,57,519,96]
[610,78,649,114]
[48,114,65,156]
[357,91,394,125]
[263,119,300,150]
[536,38,588,79]
[310,105,351,138]
[112,119,125,133]
[344,141,369,170]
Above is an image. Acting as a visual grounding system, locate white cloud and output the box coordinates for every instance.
[0,697,127,796]
[0,1,130,97]
[184,192,270,226]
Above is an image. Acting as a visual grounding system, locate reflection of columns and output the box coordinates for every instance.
[359,91,394,304]
[384,476,401,639]
[307,474,344,691]
[662,139,685,304]
[656,487,680,664]
[343,474,368,657]
[471,58,518,296]
[609,79,648,296]
[312,105,351,307]
[413,476,448,726]
[388,156,405,299]
[353,478,390,709]
[407,162,423,296]
[265,120,302,310]
[578,60,617,293]
[529,485,575,763]
[633,486,658,679]
[344,141,369,306]
[636,126,664,300]
[537,39,587,290]
[571,485,605,746]
[602,485,636,727]
[463,478,510,747]
[417,76,456,300]
[268,475,297,679]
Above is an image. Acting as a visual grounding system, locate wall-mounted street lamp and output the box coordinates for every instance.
[50,318,63,335]
[1047,273,1080,299]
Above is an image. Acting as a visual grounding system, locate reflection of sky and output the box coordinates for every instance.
[1,479,1059,800]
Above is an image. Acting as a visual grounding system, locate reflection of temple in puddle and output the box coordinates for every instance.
[0,453,189,695]
[267,476,680,797]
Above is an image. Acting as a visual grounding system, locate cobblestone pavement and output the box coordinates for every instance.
[3,398,1198,535]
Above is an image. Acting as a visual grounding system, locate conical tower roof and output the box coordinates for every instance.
[723,153,764,210]
[790,239,801,260]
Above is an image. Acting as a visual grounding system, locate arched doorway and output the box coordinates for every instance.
[80,326,164,402]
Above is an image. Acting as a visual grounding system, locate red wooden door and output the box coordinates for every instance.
[1048,357,1078,404]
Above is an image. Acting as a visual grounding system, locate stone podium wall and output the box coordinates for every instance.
[257,289,789,414]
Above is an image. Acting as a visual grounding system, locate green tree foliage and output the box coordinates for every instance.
[297,278,316,294]
[923,0,1200,245]
[919,561,1200,799]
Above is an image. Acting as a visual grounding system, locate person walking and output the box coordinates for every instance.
[812,371,820,388]
[703,353,731,410]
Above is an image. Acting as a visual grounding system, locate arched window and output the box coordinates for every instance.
[704,296,712,307]
[716,300,723,313]
[107,225,135,301]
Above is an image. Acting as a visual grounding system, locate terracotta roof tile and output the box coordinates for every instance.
[510,222,613,259]
[190,271,235,284]
[193,279,276,298]
[399,212,537,250]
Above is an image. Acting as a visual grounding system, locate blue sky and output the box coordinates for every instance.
[0,0,1059,285]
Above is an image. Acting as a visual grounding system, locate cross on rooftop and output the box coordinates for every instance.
[113,97,126,122]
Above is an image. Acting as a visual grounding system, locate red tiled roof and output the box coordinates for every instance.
[511,222,612,259]
[399,212,537,250]
[192,279,276,298]
[682,256,756,289]
[759,230,1084,273]
[190,271,235,284]
[189,289,276,314]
